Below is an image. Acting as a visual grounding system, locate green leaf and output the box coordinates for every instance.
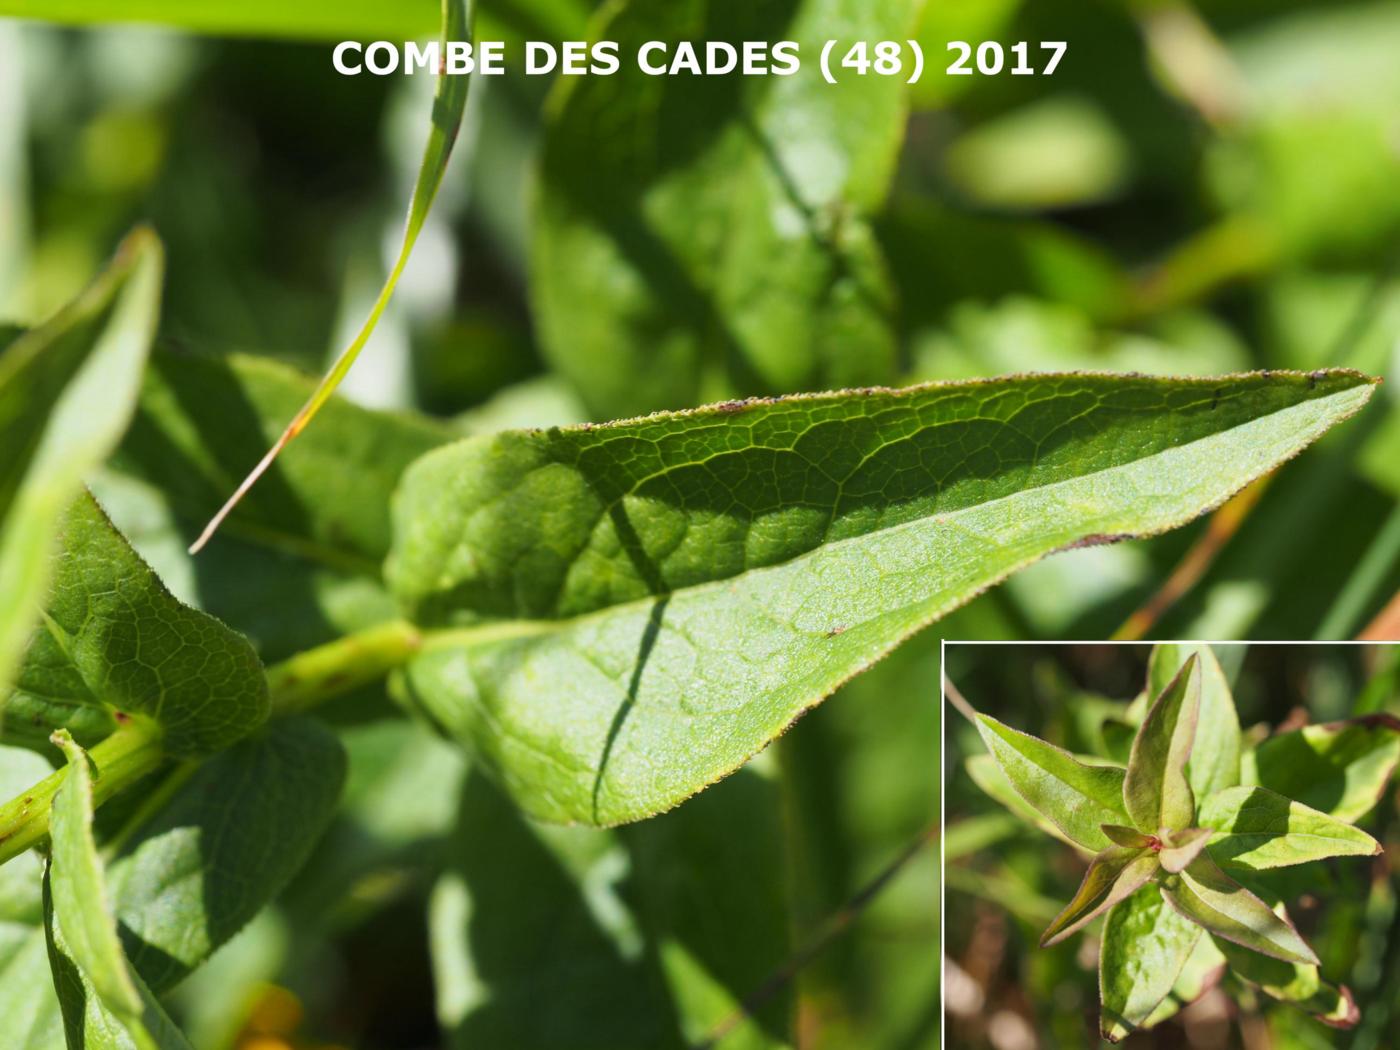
[47,732,143,1020]
[3,494,269,758]
[973,716,1128,851]
[1159,853,1318,966]
[390,371,1376,825]
[0,0,439,38]
[46,731,192,1049]
[1124,655,1201,834]
[188,0,471,554]
[1243,715,1400,822]
[1198,785,1380,871]
[532,0,917,418]
[0,228,162,691]
[966,754,1080,849]
[431,767,790,1049]
[1213,937,1359,1028]
[0,748,66,1048]
[1099,887,1202,1042]
[1139,935,1226,1030]
[44,872,194,1050]
[1157,826,1212,875]
[1149,644,1240,797]
[1040,845,1158,946]
[101,351,451,659]
[109,719,347,993]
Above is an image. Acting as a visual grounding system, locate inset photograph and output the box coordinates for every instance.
[942,643,1400,1047]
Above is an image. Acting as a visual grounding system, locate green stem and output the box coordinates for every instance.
[0,719,165,867]
[266,619,422,717]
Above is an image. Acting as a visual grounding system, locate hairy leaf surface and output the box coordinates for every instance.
[966,754,1080,849]
[1100,888,1202,1042]
[1149,644,1240,798]
[391,371,1375,824]
[1244,715,1400,822]
[532,0,917,418]
[1198,785,1379,871]
[0,228,161,690]
[3,495,268,757]
[1124,656,1200,834]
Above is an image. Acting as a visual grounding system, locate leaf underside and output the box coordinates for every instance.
[1124,655,1201,834]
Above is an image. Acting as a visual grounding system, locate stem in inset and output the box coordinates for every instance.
[266,619,423,717]
[0,719,165,867]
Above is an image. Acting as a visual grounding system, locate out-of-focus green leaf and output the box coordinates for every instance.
[944,96,1133,211]
[532,0,917,419]
[3,495,268,757]
[0,746,64,1048]
[1149,644,1240,798]
[0,228,161,691]
[973,715,1127,851]
[0,0,439,38]
[1214,936,1359,1028]
[1198,786,1380,872]
[1100,888,1202,1042]
[431,767,790,1049]
[1040,844,1157,946]
[46,731,193,1050]
[109,719,346,993]
[1124,656,1200,834]
[1243,716,1400,823]
[912,0,1022,107]
[391,371,1376,825]
[1160,853,1317,966]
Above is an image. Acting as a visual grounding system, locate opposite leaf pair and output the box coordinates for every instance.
[970,646,1387,1040]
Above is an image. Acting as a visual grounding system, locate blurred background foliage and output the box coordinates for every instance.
[1,0,1398,1046]
[944,644,1400,1049]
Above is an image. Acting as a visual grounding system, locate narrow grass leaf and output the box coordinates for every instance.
[1041,845,1158,946]
[1198,785,1380,871]
[1125,655,1201,833]
[0,228,161,690]
[1100,888,1202,1042]
[1149,644,1240,797]
[189,0,470,555]
[1160,853,1318,965]
[974,715,1128,851]
[390,371,1377,825]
